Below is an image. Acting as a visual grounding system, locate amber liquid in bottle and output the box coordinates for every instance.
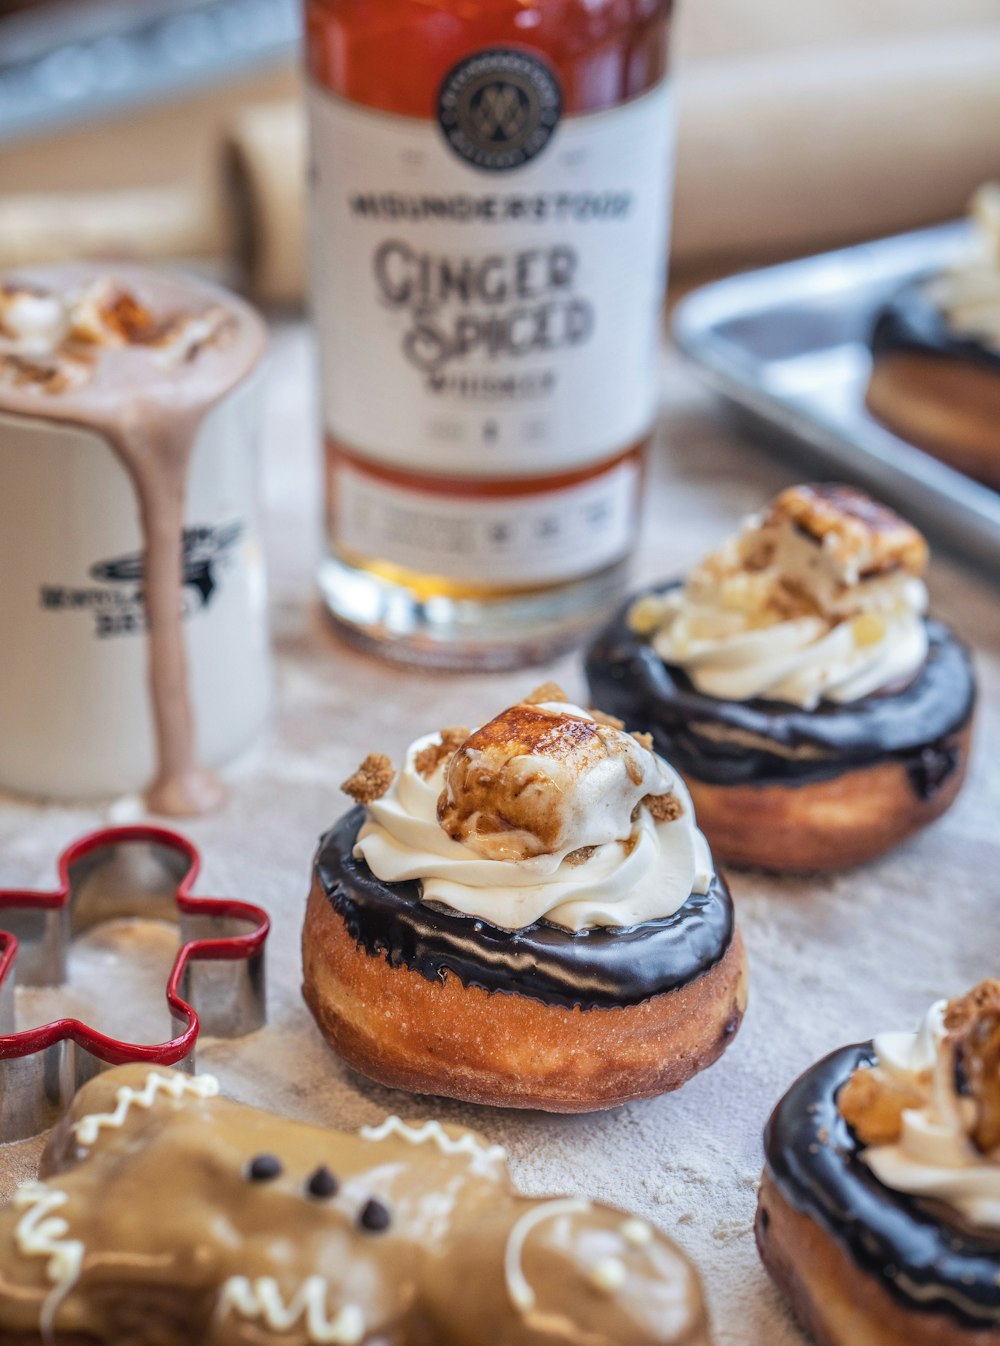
[307,0,674,668]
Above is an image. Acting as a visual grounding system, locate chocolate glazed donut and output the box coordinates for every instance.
[866,277,1000,489]
[756,1045,1000,1346]
[302,808,748,1113]
[585,590,976,872]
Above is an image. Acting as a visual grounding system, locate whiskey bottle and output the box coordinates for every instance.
[306,0,675,668]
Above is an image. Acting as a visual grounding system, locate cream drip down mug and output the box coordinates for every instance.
[0,265,269,811]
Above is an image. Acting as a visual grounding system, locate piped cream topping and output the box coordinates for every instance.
[926,182,1000,356]
[353,701,714,931]
[632,484,930,710]
[854,1001,1000,1229]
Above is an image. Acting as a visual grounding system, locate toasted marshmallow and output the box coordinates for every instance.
[353,699,714,931]
[0,350,93,395]
[153,306,233,367]
[0,275,234,393]
[437,702,672,863]
[755,484,927,600]
[0,285,69,357]
[843,983,1000,1229]
[67,277,161,347]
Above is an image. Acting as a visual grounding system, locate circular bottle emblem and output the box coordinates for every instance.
[437,47,562,172]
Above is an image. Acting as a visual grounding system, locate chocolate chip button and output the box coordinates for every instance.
[247,1153,283,1181]
[358,1198,391,1232]
[307,1165,339,1199]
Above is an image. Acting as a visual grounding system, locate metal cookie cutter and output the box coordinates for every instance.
[0,825,269,1142]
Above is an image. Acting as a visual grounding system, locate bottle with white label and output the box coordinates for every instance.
[306,0,675,668]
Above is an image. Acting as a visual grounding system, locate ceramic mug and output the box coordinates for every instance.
[0,327,269,803]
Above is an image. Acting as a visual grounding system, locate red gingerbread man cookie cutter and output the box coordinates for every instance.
[0,825,269,1142]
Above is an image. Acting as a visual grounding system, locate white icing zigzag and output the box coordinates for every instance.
[359,1116,506,1172]
[219,1275,365,1345]
[12,1182,85,1339]
[12,1073,220,1336]
[72,1071,220,1148]
[503,1198,591,1312]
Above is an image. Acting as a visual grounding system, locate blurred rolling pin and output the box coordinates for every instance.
[0,103,306,304]
[1,21,998,295]
[0,185,225,271]
[224,101,306,305]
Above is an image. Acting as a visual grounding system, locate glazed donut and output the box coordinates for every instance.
[756,983,1000,1346]
[0,1063,714,1345]
[866,184,1000,490]
[302,689,748,1112]
[586,484,975,872]
[866,279,1000,490]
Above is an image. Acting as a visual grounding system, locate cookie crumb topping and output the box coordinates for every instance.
[837,1066,925,1146]
[341,754,395,804]
[765,483,928,581]
[413,727,470,780]
[839,980,1000,1155]
[565,845,597,866]
[645,792,683,822]
[945,980,1000,1155]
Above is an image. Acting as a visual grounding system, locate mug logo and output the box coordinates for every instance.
[437,48,562,172]
[90,523,243,608]
[39,523,243,639]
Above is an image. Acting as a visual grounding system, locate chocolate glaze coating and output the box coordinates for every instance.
[585,593,975,791]
[871,275,1000,374]
[763,1043,1000,1329]
[313,807,735,1011]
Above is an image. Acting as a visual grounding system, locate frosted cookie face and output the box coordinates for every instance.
[0,1065,712,1346]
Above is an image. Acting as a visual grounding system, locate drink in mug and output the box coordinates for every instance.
[306,0,675,668]
[0,265,269,814]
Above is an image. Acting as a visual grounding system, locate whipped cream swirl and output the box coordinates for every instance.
[632,486,929,710]
[354,704,714,932]
[926,182,1000,356]
[859,1002,1000,1230]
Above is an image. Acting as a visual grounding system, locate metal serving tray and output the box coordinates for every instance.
[671,221,1000,575]
[0,0,300,143]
